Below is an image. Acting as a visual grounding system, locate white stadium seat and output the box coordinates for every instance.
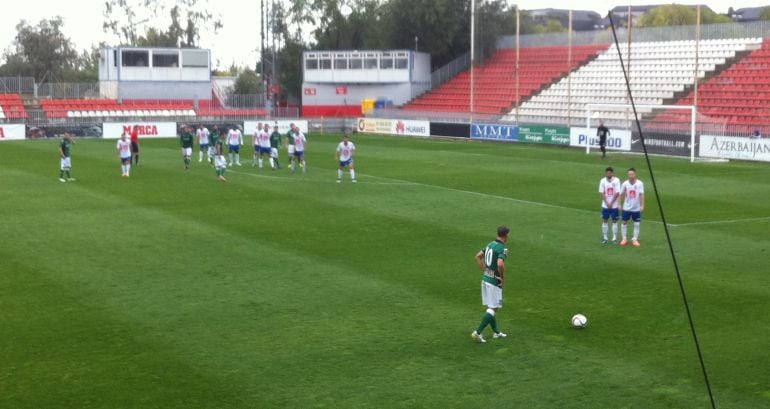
[506,37,758,127]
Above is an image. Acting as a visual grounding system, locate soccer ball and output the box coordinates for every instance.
[571,314,588,329]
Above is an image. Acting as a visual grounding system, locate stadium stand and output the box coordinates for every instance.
[0,94,28,119]
[653,38,770,134]
[39,98,266,119]
[40,99,195,119]
[511,38,763,127]
[404,45,608,114]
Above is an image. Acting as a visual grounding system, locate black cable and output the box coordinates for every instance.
[607,12,717,409]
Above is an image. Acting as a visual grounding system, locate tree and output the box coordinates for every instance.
[381,0,470,68]
[232,68,262,95]
[638,5,731,27]
[760,7,770,21]
[103,0,222,47]
[0,17,78,82]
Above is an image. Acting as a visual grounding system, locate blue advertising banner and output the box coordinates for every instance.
[470,123,519,141]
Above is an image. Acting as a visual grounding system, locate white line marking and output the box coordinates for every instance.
[228,169,416,186]
[231,169,761,229]
[669,216,770,227]
[356,172,598,215]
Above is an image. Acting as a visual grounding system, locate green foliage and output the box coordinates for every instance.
[0,17,79,82]
[102,0,221,47]
[232,68,262,95]
[1,135,770,407]
[639,5,731,27]
[760,7,770,21]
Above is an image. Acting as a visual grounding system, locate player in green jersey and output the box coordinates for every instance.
[209,125,221,165]
[214,136,227,181]
[270,125,282,169]
[180,125,195,170]
[58,132,75,182]
[471,225,509,343]
[286,124,296,170]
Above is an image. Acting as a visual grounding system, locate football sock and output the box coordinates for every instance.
[274,158,280,169]
[65,170,71,178]
[602,223,609,240]
[350,169,355,180]
[269,157,275,169]
[490,315,499,333]
[633,222,640,240]
[258,158,263,168]
[338,169,343,180]
[134,155,139,165]
[236,154,241,164]
[60,170,64,178]
[621,223,628,240]
[612,223,618,240]
[229,153,234,163]
[126,164,131,175]
[199,151,203,161]
[476,313,493,334]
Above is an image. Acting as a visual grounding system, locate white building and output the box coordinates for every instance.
[98,47,211,102]
[302,50,431,117]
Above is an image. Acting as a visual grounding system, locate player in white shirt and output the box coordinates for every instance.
[254,123,273,169]
[196,125,211,163]
[292,127,307,174]
[335,134,356,183]
[620,168,645,247]
[252,122,263,167]
[598,166,621,244]
[117,132,133,177]
[227,126,243,166]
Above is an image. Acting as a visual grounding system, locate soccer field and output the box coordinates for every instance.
[1,134,769,408]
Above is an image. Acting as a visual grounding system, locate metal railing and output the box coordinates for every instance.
[498,19,770,49]
[220,93,267,108]
[36,83,100,99]
[0,77,35,94]
[431,52,471,89]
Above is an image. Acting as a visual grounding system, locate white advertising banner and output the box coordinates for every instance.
[700,135,770,162]
[244,120,309,135]
[570,127,632,151]
[0,124,26,141]
[103,122,178,139]
[357,118,430,137]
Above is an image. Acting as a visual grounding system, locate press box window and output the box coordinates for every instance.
[122,50,149,67]
[305,59,319,70]
[320,59,332,69]
[395,58,408,69]
[364,58,378,69]
[182,50,209,67]
[334,58,348,69]
[153,52,179,67]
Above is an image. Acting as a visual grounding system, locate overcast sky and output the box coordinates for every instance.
[1,0,768,70]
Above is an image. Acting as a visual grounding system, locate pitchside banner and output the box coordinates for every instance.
[700,135,770,162]
[631,132,691,156]
[0,124,26,141]
[470,123,519,141]
[518,125,570,145]
[244,120,308,135]
[103,122,177,139]
[570,127,632,151]
[357,118,430,137]
[28,124,102,139]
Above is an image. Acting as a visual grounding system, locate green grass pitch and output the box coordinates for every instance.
[1,133,769,408]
